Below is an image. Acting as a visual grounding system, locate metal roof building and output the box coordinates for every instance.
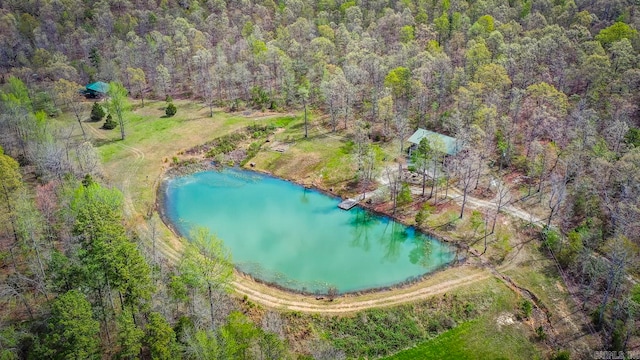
[84,81,109,97]
[407,128,461,156]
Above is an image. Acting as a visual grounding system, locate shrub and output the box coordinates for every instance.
[541,226,561,250]
[611,319,626,351]
[464,302,476,316]
[441,315,456,330]
[327,287,338,301]
[240,142,262,166]
[230,99,245,112]
[90,102,105,121]
[494,229,512,261]
[427,318,441,333]
[165,102,177,117]
[34,91,60,117]
[625,127,640,148]
[511,154,528,172]
[520,300,533,319]
[444,211,460,230]
[250,85,270,109]
[82,174,94,187]
[415,203,434,226]
[397,183,412,207]
[631,284,640,304]
[551,350,571,360]
[102,114,117,129]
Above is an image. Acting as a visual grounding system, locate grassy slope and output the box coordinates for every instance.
[384,318,540,360]
[89,102,362,207]
[88,101,248,208]
[279,277,542,359]
[249,116,361,193]
[382,277,542,360]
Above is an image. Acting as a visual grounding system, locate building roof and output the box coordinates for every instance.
[407,128,461,156]
[86,81,109,94]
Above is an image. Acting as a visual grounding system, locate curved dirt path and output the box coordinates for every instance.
[87,122,553,313]
[446,186,545,225]
[231,266,492,313]
[85,124,144,217]
[400,171,545,226]
[86,122,185,262]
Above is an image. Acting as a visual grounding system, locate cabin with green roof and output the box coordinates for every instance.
[83,81,109,98]
[407,128,461,156]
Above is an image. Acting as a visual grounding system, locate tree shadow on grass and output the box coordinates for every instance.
[92,136,121,147]
[179,114,215,122]
[323,176,356,188]
[281,122,349,142]
[285,120,304,130]
[430,218,460,231]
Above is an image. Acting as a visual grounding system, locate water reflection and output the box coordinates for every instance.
[311,205,337,215]
[409,235,434,267]
[349,210,436,268]
[349,209,380,252]
[164,168,455,293]
[300,188,310,204]
[238,261,332,293]
[379,220,409,263]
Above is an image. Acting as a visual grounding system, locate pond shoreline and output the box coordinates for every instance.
[155,159,467,297]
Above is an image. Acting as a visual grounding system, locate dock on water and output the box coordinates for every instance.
[337,198,359,210]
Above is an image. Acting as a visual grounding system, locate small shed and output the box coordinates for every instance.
[407,128,461,156]
[84,81,109,98]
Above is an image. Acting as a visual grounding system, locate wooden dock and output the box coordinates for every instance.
[337,198,358,210]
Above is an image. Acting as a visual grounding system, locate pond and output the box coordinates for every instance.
[163,167,456,294]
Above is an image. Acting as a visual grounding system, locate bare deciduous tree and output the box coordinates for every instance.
[193,49,215,117]
[309,340,346,360]
[455,151,480,219]
[547,172,567,227]
[492,181,512,234]
[75,141,101,177]
[261,311,285,339]
[54,79,88,141]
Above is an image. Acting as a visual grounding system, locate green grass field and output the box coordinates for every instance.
[280,278,542,360]
[87,101,290,210]
[81,100,381,220]
[384,317,541,360]
[383,279,541,360]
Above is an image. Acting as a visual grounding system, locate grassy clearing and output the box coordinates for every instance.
[382,278,542,360]
[280,278,539,359]
[87,100,254,209]
[384,316,541,360]
[499,240,589,349]
[83,101,368,256]
[88,100,385,213]
[252,133,358,191]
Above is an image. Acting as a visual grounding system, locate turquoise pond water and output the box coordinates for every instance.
[163,168,456,293]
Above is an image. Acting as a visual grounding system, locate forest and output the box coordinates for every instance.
[1,0,640,358]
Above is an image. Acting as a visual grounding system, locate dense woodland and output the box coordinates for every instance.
[1,0,640,358]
